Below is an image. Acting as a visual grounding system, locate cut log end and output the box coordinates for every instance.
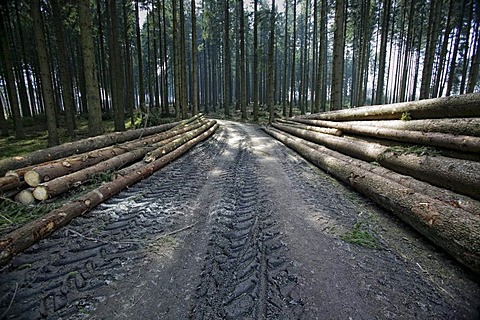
[24,171,42,187]
[14,190,35,205]
[33,186,49,201]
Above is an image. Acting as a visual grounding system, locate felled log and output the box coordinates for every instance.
[0,121,219,266]
[290,118,480,153]
[301,92,480,121]
[143,120,216,163]
[272,123,480,200]
[23,119,207,187]
[276,119,342,136]
[0,121,181,176]
[0,175,20,193]
[31,122,210,201]
[14,189,35,205]
[293,132,480,216]
[264,127,480,274]
[292,118,480,137]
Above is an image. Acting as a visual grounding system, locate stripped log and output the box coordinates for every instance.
[0,122,219,266]
[291,118,480,153]
[264,127,480,274]
[0,121,181,176]
[272,122,480,200]
[23,119,207,187]
[300,92,480,121]
[293,118,480,137]
[32,121,213,201]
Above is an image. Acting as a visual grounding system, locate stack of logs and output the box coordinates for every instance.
[265,93,480,275]
[0,114,218,265]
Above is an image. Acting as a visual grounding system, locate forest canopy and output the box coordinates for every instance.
[0,0,479,146]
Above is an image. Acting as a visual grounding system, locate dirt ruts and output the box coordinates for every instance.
[1,120,479,319]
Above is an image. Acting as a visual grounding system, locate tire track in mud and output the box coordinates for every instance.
[191,124,303,320]
[0,134,226,319]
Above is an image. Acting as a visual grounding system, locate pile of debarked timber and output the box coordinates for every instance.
[265,92,480,275]
[0,114,218,265]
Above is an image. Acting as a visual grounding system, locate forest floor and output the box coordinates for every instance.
[1,120,479,319]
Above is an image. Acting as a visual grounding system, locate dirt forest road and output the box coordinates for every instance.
[1,120,479,319]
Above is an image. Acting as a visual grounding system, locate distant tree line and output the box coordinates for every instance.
[0,0,479,145]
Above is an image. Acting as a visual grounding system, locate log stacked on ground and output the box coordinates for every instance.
[268,94,480,274]
[0,116,218,265]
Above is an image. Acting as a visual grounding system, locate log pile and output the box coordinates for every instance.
[0,115,218,265]
[265,93,480,274]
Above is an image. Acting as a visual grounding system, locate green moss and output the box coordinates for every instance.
[340,222,380,249]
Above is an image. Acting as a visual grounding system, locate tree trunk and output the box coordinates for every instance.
[0,121,180,176]
[239,0,247,121]
[26,119,206,189]
[267,0,276,123]
[272,122,480,200]
[78,0,103,136]
[277,119,342,136]
[0,7,25,139]
[264,127,480,274]
[302,93,480,121]
[51,0,76,137]
[31,0,59,147]
[192,0,199,115]
[14,189,35,205]
[32,131,182,201]
[0,175,20,193]
[289,0,297,118]
[330,0,345,110]
[292,117,480,137]
[0,123,219,266]
[135,0,145,114]
[291,118,480,152]
[144,120,216,163]
[375,0,391,105]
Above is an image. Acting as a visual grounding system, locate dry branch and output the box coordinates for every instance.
[264,127,480,274]
[301,93,480,121]
[0,122,219,266]
[291,118,480,153]
[272,123,480,200]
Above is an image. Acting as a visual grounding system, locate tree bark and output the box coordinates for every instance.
[0,175,20,193]
[272,122,480,200]
[264,127,480,274]
[302,93,480,121]
[0,123,219,266]
[0,121,180,176]
[276,119,342,136]
[291,118,480,152]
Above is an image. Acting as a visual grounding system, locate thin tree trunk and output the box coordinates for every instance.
[135,0,145,114]
[0,7,25,139]
[192,0,199,115]
[267,0,276,123]
[78,0,103,136]
[51,0,76,137]
[330,0,345,110]
[375,0,391,105]
[31,0,59,147]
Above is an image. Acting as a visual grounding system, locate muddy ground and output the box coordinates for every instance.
[1,120,479,319]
